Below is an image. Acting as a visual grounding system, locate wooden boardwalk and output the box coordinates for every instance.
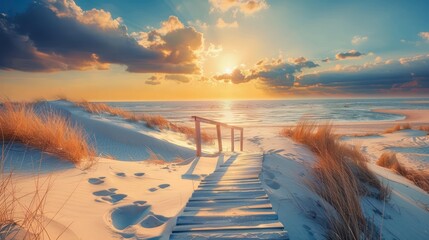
[170,153,288,239]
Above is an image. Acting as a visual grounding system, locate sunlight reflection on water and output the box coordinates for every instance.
[107,98,429,127]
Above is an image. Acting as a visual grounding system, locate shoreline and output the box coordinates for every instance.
[236,109,429,136]
[372,109,429,123]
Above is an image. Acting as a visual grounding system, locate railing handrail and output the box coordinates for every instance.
[191,116,243,130]
[192,116,243,156]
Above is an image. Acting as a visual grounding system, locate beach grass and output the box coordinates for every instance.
[0,101,96,165]
[282,121,389,240]
[0,157,52,239]
[384,123,411,134]
[377,152,429,193]
[73,100,214,143]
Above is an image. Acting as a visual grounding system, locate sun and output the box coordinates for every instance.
[224,67,233,74]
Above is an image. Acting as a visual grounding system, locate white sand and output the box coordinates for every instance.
[2,101,429,239]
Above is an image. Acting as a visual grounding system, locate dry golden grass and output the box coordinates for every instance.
[75,100,131,118]
[0,102,96,165]
[282,121,389,240]
[139,114,170,130]
[377,152,429,193]
[0,164,52,239]
[73,100,214,143]
[343,132,381,138]
[384,123,411,134]
[170,123,214,144]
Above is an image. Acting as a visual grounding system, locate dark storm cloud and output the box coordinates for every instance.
[0,0,203,74]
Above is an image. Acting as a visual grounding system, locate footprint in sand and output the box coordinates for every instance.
[265,179,280,190]
[264,171,275,180]
[140,214,169,228]
[148,184,170,192]
[109,201,169,233]
[115,172,126,177]
[110,203,151,230]
[93,189,115,196]
[134,200,147,205]
[158,184,170,189]
[134,172,145,177]
[88,177,105,185]
[93,188,127,204]
[102,194,127,204]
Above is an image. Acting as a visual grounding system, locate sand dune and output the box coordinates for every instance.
[2,102,429,239]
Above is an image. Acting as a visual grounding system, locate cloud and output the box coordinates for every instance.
[419,32,429,41]
[209,0,268,15]
[213,57,319,87]
[187,19,208,30]
[145,75,161,85]
[351,35,368,45]
[165,74,191,83]
[335,50,364,60]
[296,54,429,94]
[213,68,246,84]
[0,0,204,74]
[216,18,238,28]
[204,43,223,57]
[145,74,192,84]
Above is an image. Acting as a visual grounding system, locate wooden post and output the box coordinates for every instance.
[191,116,243,156]
[240,129,243,151]
[195,119,202,156]
[231,128,235,152]
[216,124,222,152]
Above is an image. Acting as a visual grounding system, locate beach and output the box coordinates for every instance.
[2,99,429,239]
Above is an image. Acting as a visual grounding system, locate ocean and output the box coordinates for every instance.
[107,98,429,127]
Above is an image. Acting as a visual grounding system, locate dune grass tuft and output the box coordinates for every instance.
[0,173,52,239]
[169,123,214,144]
[282,121,389,240]
[377,152,429,193]
[384,123,411,134]
[1,144,53,240]
[0,101,96,165]
[139,114,170,130]
[73,100,214,143]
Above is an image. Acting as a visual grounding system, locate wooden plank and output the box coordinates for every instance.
[231,128,235,152]
[216,124,222,152]
[170,153,286,240]
[188,194,268,201]
[200,179,261,185]
[195,120,202,156]
[198,183,262,189]
[176,212,278,225]
[170,230,289,239]
[192,190,267,198]
[240,129,244,151]
[172,221,284,232]
[185,198,271,208]
[191,116,243,130]
[183,203,273,212]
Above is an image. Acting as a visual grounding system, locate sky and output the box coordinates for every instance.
[1,0,429,101]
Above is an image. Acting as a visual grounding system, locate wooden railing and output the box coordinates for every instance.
[192,116,243,156]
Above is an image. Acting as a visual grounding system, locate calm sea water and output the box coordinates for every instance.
[107,98,429,127]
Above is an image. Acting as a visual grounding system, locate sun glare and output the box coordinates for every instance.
[224,67,233,74]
